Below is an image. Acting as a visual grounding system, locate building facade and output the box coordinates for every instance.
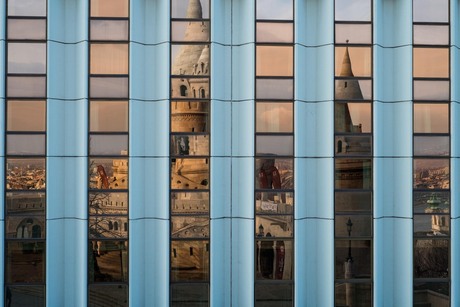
[1,0,460,306]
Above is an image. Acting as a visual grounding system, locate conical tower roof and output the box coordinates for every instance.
[335,46,364,101]
[186,0,203,19]
[340,46,354,77]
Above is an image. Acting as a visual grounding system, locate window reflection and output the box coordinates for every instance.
[414,136,449,156]
[7,286,45,307]
[8,43,46,74]
[335,136,371,156]
[414,239,448,278]
[256,102,293,133]
[90,44,129,75]
[335,80,372,100]
[171,158,209,190]
[89,192,128,215]
[255,240,293,280]
[413,0,448,22]
[6,216,45,239]
[335,192,372,213]
[335,102,371,133]
[256,79,293,100]
[171,0,210,19]
[90,101,128,132]
[171,101,209,133]
[255,216,293,238]
[335,24,372,44]
[413,48,449,78]
[414,192,449,214]
[256,22,293,43]
[414,25,449,46]
[335,0,371,22]
[335,159,372,189]
[171,217,209,238]
[414,215,449,236]
[170,135,209,156]
[414,103,449,133]
[8,19,46,40]
[7,76,46,98]
[6,242,45,283]
[89,285,128,307]
[91,20,129,41]
[414,282,449,303]
[90,0,129,17]
[6,159,45,190]
[8,0,46,16]
[335,282,372,307]
[171,240,209,281]
[335,47,372,77]
[171,45,210,76]
[255,159,293,189]
[414,81,449,101]
[89,135,128,156]
[256,46,293,76]
[413,159,449,190]
[335,216,371,237]
[172,21,210,42]
[335,240,371,279]
[6,192,46,213]
[171,284,208,306]
[89,158,129,190]
[256,135,293,156]
[90,217,128,239]
[7,100,46,132]
[90,77,129,98]
[256,192,293,214]
[171,192,209,214]
[7,135,46,156]
[89,241,128,282]
[256,0,293,20]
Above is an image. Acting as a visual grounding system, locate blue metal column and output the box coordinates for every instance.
[129,0,170,305]
[294,0,334,305]
[373,1,413,306]
[0,1,5,304]
[46,0,89,305]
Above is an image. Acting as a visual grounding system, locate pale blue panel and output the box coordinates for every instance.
[232,100,254,157]
[295,0,333,46]
[295,158,333,219]
[452,158,460,218]
[374,218,412,307]
[453,0,460,46]
[130,157,169,220]
[295,45,334,102]
[452,219,460,304]
[232,44,255,101]
[452,48,460,156]
[130,219,169,306]
[232,218,254,306]
[374,0,412,47]
[210,218,231,306]
[0,100,4,161]
[130,43,169,101]
[47,219,87,307]
[48,0,88,43]
[374,46,412,102]
[47,157,87,219]
[47,99,88,157]
[0,156,3,221]
[212,0,232,45]
[211,44,231,101]
[0,223,3,304]
[0,10,4,99]
[295,219,334,306]
[374,101,412,157]
[374,158,412,218]
[295,101,333,157]
[232,157,254,218]
[211,100,232,156]
[232,0,254,45]
[131,0,169,44]
[211,158,231,218]
[130,100,169,157]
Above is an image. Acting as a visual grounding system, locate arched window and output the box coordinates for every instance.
[114,221,119,231]
[200,88,206,98]
[337,140,343,153]
[180,85,188,97]
[109,221,113,230]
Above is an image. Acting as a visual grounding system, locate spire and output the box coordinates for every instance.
[340,41,354,77]
[186,0,203,19]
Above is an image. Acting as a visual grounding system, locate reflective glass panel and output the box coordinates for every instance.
[89,192,128,215]
[171,217,209,238]
[256,46,293,77]
[8,19,46,40]
[255,158,294,189]
[414,239,449,278]
[414,81,450,101]
[335,159,372,189]
[7,134,46,155]
[171,135,209,156]
[413,0,449,22]
[90,44,129,75]
[89,135,128,156]
[335,0,371,21]
[414,282,449,302]
[335,215,372,237]
[414,192,449,214]
[8,43,46,74]
[256,102,293,133]
[90,101,128,132]
[171,77,209,98]
[256,22,293,43]
[6,216,45,238]
[335,79,372,100]
[88,285,128,307]
[413,159,449,190]
[335,24,372,44]
[170,240,209,281]
[414,214,449,236]
[413,48,449,78]
[256,79,293,100]
[335,47,372,77]
[414,104,449,133]
[335,102,372,133]
[89,158,129,190]
[88,241,128,282]
[171,45,210,76]
[6,192,46,213]
[335,191,372,212]
[6,241,45,283]
[256,216,293,238]
[171,21,210,42]
[171,284,208,307]
[171,158,209,190]
[335,240,372,279]
[335,136,372,156]
[171,0,210,19]
[414,25,449,46]
[256,135,293,156]
[414,136,449,156]
[90,20,129,41]
[7,76,46,98]
[7,100,46,132]
[7,286,45,307]
[89,217,128,239]
[255,283,293,305]
[90,0,128,17]
[256,192,294,214]
[255,240,293,280]
[335,283,372,307]
[90,77,128,98]
[256,0,293,20]
[171,101,209,133]
[171,192,209,214]
[6,159,45,190]
[8,0,46,16]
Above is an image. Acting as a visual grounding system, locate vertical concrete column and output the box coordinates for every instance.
[210,0,232,305]
[46,0,88,305]
[129,0,170,305]
[373,1,412,306]
[450,0,460,305]
[294,0,334,305]
[0,3,5,304]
